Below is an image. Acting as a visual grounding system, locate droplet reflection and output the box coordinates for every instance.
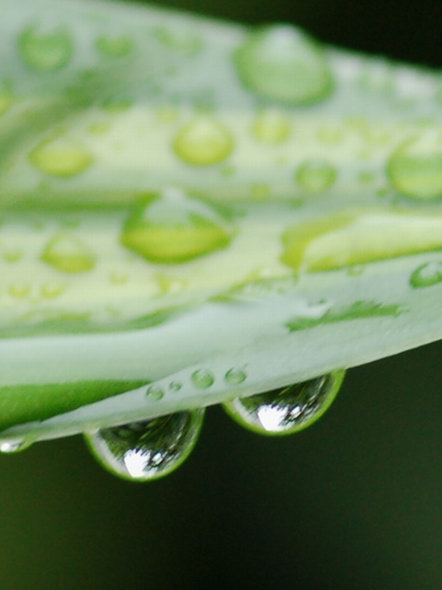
[85,410,205,482]
[224,371,345,435]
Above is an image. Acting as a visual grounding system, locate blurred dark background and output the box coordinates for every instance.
[2,1,442,588]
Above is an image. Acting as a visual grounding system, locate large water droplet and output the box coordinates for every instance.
[234,25,332,104]
[41,233,96,273]
[252,109,291,144]
[121,187,233,263]
[29,136,93,177]
[19,25,73,71]
[96,35,133,58]
[85,410,205,482]
[296,160,337,193]
[173,116,234,166]
[388,131,442,200]
[410,260,442,288]
[224,371,345,435]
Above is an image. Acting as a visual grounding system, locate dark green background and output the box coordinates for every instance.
[2,1,442,588]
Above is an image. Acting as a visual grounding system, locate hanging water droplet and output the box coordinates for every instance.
[18,25,73,71]
[410,260,442,288]
[296,160,337,193]
[224,371,345,435]
[0,439,30,454]
[388,131,442,200]
[252,109,291,144]
[121,187,233,263]
[41,233,96,273]
[191,369,215,389]
[173,116,234,166]
[84,410,204,482]
[225,368,247,385]
[96,35,133,58]
[234,25,332,104]
[29,136,93,177]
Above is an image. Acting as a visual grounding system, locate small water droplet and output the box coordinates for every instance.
[224,371,345,435]
[173,116,234,166]
[155,27,202,56]
[96,35,133,58]
[146,385,165,401]
[252,109,291,144]
[29,136,93,177]
[85,410,204,482]
[234,25,332,104]
[41,234,96,273]
[9,282,31,299]
[121,187,233,263]
[0,439,30,454]
[169,381,183,392]
[225,368,247,385]
[410,260,442,288]
[296,160,337,193]
[19,25,73,71]
[41,282,66,299]
[388,131,442,200]
[191,370,215,389]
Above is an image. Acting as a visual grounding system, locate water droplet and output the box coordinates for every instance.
[173,116,234,166]
[85,410,204,482]
[191,369,215,389]
[0,439,30,454]
[96,35,133,58]
[225,368,247,385]
[224,371,345,435]
[296,160,337,193]
[252,109,291,144]
[19,25,73,71]
[9,282,31,299]
[234,25,332,104]
[146,385,165,401]
[29,136,93,177]
[41,234,96,273]
[410,260,442,288]
[121,187,233,263]
[169,381,183,392]
[155,27,202,56]
[281,210,442,272]
[41,282,66,299]
[388,131,442,200]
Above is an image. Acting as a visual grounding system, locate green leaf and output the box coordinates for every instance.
[1,0,442,446]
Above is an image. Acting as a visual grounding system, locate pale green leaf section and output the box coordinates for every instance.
[0,0,442,444]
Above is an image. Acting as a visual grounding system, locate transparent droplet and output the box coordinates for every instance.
[41,282,66,299]
[410,261,442,289]
[146,385,165,401]
[155,27,202,56]
[224,371,345,435]
[85,410,204,482]
[41,234,96,273]
[19,25,73,71]
[0,439,31,454]
[96,35,133,58]
[191,369,215,389]
[29,136,93,177]
[234,25,332,104]
[173,116,234,166]
[169,381,183,392]
[296,160,337,193]
[252,109,292,144]
[388,131,442,200]
[121,187,233,263]
[224,368,247,385]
